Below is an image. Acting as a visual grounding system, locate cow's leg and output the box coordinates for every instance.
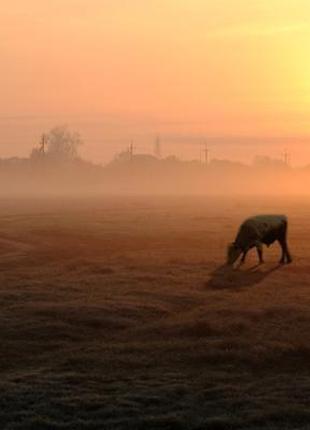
[278,239,286,264]
[285,243,292,263]
[241,250,248,264]
[279,221,292,264]
[284,223,292,263]
[278,238,292,264]
[280,239,292,264]
[256,243,264,264]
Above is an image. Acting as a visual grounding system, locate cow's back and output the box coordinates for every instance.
[236,215,287,249]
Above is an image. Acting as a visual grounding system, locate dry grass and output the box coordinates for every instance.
[0,196,310,429]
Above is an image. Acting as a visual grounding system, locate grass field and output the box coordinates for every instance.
[0,196,310,429]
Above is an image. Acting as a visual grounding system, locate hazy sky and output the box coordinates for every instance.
[1,0,310,163]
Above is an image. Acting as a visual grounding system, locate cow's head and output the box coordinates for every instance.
[226,242,242,265]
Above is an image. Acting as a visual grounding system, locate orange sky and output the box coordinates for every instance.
[1,0,310,163]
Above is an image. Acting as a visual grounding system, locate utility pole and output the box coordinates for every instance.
[154,135,162,159]
[129,140,134,161]
[203,143,209,165]
[283,148,290,166]
[39,134,46,155]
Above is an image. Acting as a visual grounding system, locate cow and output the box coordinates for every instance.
[227,215,292,266]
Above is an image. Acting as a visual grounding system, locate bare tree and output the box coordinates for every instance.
[45,126,83,162]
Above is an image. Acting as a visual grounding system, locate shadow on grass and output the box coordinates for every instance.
[206,264,281,290]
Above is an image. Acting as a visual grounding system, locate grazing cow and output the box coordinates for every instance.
[227,215,292,265]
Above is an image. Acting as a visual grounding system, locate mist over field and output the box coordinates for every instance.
[1,126,310,197]
[2,0,310,428]
[1,195,310,429]
[2,132,310,429]
[1,157,310,197]
[1,134,310,429]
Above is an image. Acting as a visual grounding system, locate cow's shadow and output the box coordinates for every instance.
[206,263,281,290]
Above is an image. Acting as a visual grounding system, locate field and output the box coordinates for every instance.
[0,196,310,429]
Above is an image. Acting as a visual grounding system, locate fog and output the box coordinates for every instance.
[1,148,310,198]
[2,115,310,166]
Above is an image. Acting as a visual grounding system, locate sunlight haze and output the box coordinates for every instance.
[1,0,310,163]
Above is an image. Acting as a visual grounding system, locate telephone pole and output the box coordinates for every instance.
[283,148,290,166]
[129,140,134,161]
[39,134,46,155]
[203,143,209,165]
[154,135,162,159]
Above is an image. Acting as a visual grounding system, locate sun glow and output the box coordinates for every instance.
[1,0,310,161]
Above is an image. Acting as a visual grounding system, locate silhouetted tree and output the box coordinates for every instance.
[45,126,83,162]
